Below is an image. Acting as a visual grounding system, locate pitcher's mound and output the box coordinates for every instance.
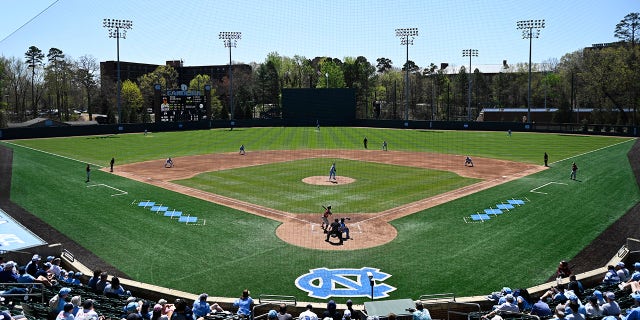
[302,176,356,185]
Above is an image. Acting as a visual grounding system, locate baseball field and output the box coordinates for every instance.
[1,127,637,302]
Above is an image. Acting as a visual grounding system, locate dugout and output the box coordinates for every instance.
[281,88,355,126]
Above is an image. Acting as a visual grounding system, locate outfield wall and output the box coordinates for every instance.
[0,119,637,140]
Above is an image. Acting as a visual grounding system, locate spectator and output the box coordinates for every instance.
[25,254,41,277]
[69,272,83,286]
[268,310,278,320]
[56,303,75,320]
[513,289,531,311]
[49,288,71,318]
[584,295,603,318]
[487,287,512,301]
[124,300,140,318]
[322,300,341,320]
[619,262,640,292]
[63,271,75,284]
[277,303,293,320]
[0,261,18,283]
[75,299,100,320]
[557,261,572,278]
[70,295,82,315]
[151,304,163,320]
[593,290,606,306]
[103,276,128,297]
[603,265,621,285]
[171,299,193,320]
[621,292,640,320]
[299,304,318,320]
[540,284,568,304]
[552,304,566,320]
[47,258,63,279]
[563,294,586,320]
[345,300,361,320]
[601,292,621,317]
[530,299,552,317]
[342,310,352,320]
[95,272,109,294]
[617,262,631,282]
[408,302,431,320]
[233,289,254,318]
[158,299,175,318]
[192,293,211,319]
[481,294,519,319]
[139,301,152,320]
[567,275,584,299]
[17,265,55,286]
[87,269,101,291]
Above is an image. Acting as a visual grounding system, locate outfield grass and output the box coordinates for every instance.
[2,128,637,302]
[175,158,480,213]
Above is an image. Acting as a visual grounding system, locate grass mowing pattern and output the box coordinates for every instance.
[174,158,479,213]
[2,129,637,302]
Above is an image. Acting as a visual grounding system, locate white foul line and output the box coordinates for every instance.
[530,181,568,195]
[87,183,128,196]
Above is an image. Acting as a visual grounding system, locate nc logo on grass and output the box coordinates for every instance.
[295,267,395,299]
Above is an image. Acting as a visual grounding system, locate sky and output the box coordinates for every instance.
[0,0,637,72]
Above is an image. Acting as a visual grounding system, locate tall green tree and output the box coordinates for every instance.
[46,48,65,120]
[75,55,99,121]
[615,12,640,47]
[121,79,143,123]
[376,57,393,73]
[25,46,44,118]
[138,65,178,112]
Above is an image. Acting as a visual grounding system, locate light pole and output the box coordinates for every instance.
[395,28,418,123]
[462,49,478,121]
[516,19,545,124]
[219,31,242,122]
[367,272,374,301]
[103,18,133,126]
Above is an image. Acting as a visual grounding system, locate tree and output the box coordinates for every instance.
[615,12,640,47]
[25,46,44,118]
[120,79,143,123]
[376,57,393,73]
[318,59,345,88]
[189,74,222,119]
[75,55,99,120]
[46,48,65,120]
[138,65,178,113]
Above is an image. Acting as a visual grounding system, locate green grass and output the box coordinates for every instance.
[2,128,637,302]
[175,158,479,213]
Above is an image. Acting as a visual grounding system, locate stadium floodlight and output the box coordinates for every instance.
[516,19,545,125]
[462,49,478,121]
[103,18,133,127]
[219,31,242,124]
[395,28,418,123]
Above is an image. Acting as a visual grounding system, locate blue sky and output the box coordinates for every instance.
[0,0,637,71]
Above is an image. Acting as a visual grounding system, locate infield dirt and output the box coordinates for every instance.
[111,149,544,250]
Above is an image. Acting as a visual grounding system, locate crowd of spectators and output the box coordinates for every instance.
[4,255,640,320]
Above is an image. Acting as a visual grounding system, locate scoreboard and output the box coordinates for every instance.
[160,90,206,122]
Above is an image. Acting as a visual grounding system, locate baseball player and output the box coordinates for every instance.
[329,162,336,181]
[321,205,332,232]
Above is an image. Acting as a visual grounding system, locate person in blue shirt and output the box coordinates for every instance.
[622,293,640,320]
[233,289,254,318]
[192,293,212,319]
[603,265,621,285]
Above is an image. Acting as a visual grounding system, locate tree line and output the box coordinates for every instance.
[0,12,637,127]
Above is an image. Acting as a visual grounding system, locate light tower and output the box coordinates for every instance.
[516,19,545,124]
[103,18,133,126]
[395,28,418,123]
[219,31,242,122]
[462,49,478,121]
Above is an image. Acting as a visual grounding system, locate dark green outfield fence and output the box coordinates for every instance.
[0,119,638,140]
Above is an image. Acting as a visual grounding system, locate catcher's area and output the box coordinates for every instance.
[112,150,544,251]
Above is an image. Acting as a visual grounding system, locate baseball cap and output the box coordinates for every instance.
[344,310,352,317]
[634,262,640,269]
[126,301,138,312]
[32,254,41,261]
[605,292,615,300]
[268,310,278,318]
[617,262,625,267]
[631,292,640,301]
[59,287,71,296]
[502,287,512,294]
[199,293,208,300]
